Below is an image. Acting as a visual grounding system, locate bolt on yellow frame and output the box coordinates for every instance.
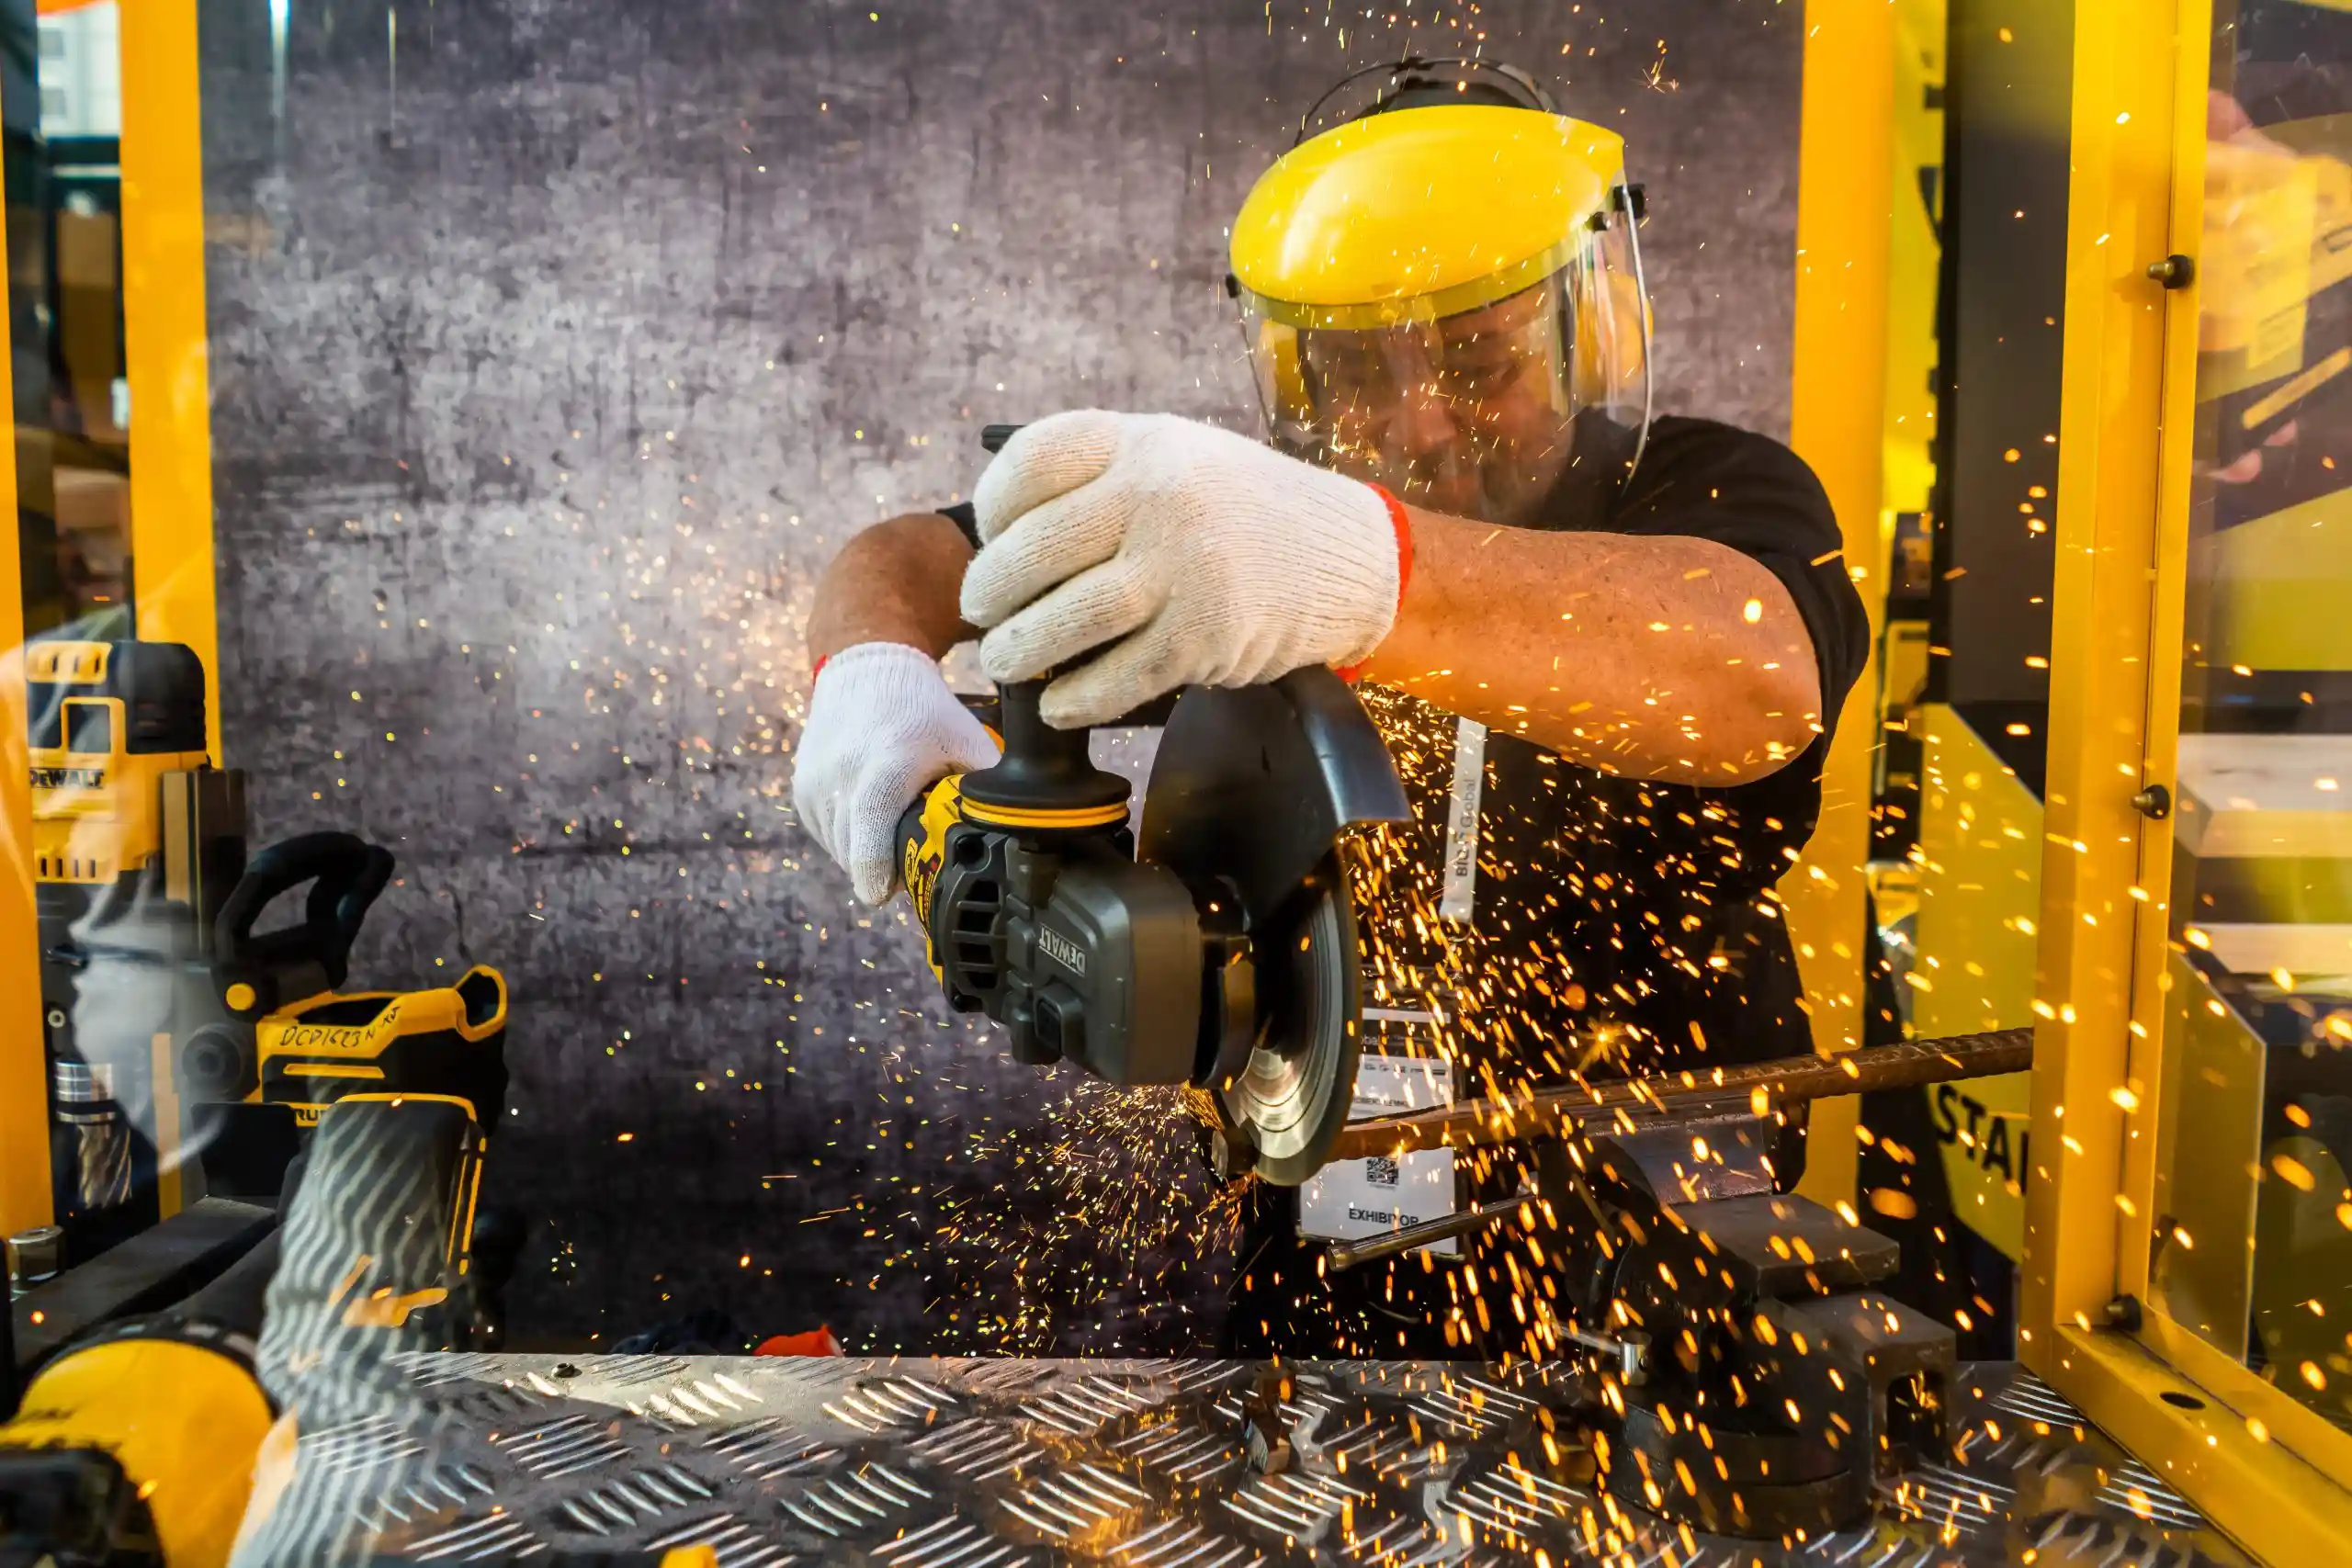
[2026,0,2352,1557]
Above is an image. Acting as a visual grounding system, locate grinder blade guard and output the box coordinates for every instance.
[899,668,1408,1185]
[1141,671,1410,1184]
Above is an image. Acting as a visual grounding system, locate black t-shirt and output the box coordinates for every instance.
[938,414,1868,1080]
[1360,416,1868,1082]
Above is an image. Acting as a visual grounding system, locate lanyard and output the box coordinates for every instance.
[1439,716,1486,926]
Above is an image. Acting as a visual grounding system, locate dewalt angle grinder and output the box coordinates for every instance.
[895,426,1411,1185]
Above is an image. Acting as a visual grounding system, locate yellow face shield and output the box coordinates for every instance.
[1230,103,1653,525]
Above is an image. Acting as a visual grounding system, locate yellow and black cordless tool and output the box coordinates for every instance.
[181,832,510,1206]
[198,832,510,1127]
[898,668,1409,1185]
[29,638,245,1262]
[897,435,1412,1184]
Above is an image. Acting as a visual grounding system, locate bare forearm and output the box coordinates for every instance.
[1361,506,1825,784]
[805,512,977,672]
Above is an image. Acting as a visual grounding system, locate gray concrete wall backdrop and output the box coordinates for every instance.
[194,0,1804,1349]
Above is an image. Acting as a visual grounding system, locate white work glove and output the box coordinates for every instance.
[791,641,1000,905]
[960,411,1408,728]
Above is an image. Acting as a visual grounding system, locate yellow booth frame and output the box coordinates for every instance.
[2025,0,2352,1557]
[0,0,219,1236]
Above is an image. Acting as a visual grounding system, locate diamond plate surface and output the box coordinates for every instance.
[702,1416,843,1481]
[266,1359,2256,1567]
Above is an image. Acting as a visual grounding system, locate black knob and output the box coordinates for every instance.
[956,680,1131,823]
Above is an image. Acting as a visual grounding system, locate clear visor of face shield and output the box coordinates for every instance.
[1243,209,1652,527]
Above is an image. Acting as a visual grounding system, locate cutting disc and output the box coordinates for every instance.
[1217,852,1363,1187]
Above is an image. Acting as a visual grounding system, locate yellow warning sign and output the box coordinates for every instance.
[1909,705,2041,1261]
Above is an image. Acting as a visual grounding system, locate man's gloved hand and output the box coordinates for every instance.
[961,411,1409,728]
[791,642,1000,904]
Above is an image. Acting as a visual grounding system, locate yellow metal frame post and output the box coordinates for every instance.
[2109,0,2210,1341]
[2022,0,2177,1365]
[119,0,220,761]
[1,278,51,1237]
[2027,0,2352,1553]
[1788,0,1896,1207]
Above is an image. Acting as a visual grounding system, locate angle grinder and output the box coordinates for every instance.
[896,429,1411,1183]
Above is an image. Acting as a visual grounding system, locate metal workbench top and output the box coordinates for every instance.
[266,1355,2249,1567]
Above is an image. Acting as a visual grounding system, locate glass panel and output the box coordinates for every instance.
[6,2,149,1280]
[2149,0,2352,1434]
[12,0,130,640]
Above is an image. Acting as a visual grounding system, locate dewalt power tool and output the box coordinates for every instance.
[27,637,514,1236]
[897,438,1410,1182]
[183,832,511,1230]
[188,833,510,1127]
[899,672,1405,1184]
[29,638,245,1263]
[0,1258,277,1568]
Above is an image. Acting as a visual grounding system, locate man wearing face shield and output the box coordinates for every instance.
[794,62,1869,1355]
[1243,203,1651,532]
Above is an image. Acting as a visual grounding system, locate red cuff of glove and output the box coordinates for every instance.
[1334,483,1415,685]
